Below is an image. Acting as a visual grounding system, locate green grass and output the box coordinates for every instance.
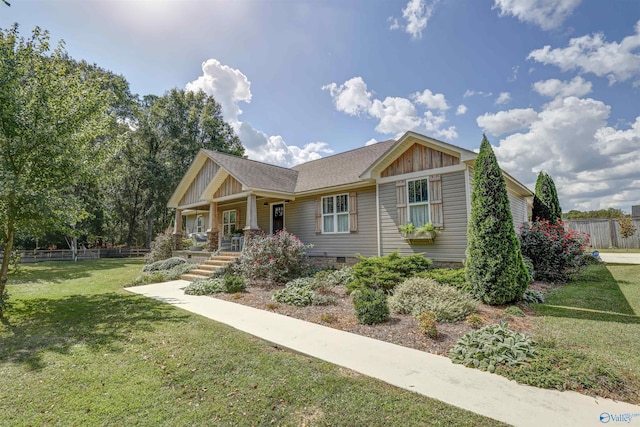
[501,264,640,403]
[1,259,503,426]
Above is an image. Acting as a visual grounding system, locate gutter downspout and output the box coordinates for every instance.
[376,183,381,256]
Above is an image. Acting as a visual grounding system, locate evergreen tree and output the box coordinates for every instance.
[532,172,561,223]
[466,136,530,305]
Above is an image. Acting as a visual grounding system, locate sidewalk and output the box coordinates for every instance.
[127,280,640,427]
[599,252,640,264]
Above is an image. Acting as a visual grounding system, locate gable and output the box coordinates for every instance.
[178,158,220,206]
[380,143,460,178]
[213,175,244,198]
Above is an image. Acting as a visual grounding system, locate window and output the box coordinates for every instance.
[196,215,203,233]
[407,178,430,226]
[322,194,349,233]
[222,210,236,236]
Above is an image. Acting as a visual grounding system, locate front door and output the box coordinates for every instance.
[272,203,284,234]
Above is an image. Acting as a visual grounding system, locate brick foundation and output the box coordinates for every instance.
[207,230,219,252]
[172,232,183,251]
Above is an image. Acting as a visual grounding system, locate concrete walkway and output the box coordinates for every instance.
[599,252,640,264]
[127,281,640,427]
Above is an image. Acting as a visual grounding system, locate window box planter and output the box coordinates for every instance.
[398,222,439,243]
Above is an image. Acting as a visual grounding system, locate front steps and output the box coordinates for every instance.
[181,252,241,281]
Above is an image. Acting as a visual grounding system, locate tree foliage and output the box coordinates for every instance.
[532,172,561,223]
[618,216,637,241]
[0,25,119,316]
[466,136,529,305]
[564,208,626,219]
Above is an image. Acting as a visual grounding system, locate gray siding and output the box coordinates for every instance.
[380,171,468,262]
[285,186,378,257]
[508,189,528,230]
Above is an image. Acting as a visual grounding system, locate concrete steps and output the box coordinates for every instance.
[181,252,241,281]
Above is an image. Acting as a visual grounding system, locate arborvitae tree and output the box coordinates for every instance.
[532,172,561,223]
[466,136,530,305]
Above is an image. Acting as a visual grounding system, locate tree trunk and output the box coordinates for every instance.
[146,212,153,249]
[0,219,15,319]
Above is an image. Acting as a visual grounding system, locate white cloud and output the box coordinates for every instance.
[493,0,581,31]
[364,138,378,146]
[456,104,468,115]
[508,65,520,82]
[187,59,331,167]
[412,89,450,111]
[477,108,539,135]
[488,95,640,211]
[321,77,372,116]
[528,20,640,84]
[463,89,493,98]
[532,76,592,98]
[495,92,512,105]
[390,0,440,39]
[324,77,458,140]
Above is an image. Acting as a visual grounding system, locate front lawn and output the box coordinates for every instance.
[500,264,640,403]
[0,259,503,426]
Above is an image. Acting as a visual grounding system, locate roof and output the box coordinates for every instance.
[202,150,299,193]
[291,140,395,192]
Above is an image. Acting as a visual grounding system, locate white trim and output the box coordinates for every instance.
[269,202,286,235]
[376,183,381,256]
[376,163,466,184]
[200,169,230,202]
[222,209,237,236]
[211,191,251,203]
[195,215,203,233]
[294,181,375,197]
[321,193,350,234]
[406,177,431,226]
[168,151,208,208]
[253,190,296,200]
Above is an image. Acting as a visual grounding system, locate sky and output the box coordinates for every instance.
[2,0,640,213]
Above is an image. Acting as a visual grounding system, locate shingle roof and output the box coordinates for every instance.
[292,140,395,192]
[202,150,299,193]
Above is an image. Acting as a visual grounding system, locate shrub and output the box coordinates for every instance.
[576,253,601,267]
[504,306,525,317]
[313,266,354,287]
[466,136,530,305]
[522,289,545,304]
[347,252,432,293]
[352,289,389,324]
[415,268,470,293]
[388,277,477,322]
[272,277,336,307]
[145,233,173,264]
[417,311,438,338]
[519,219,589,282]
[184,278,226,295]
[161,263,195,280]
[466,314,484,329]
[449,322,537,373]
[223,274,246,293]
[143,256,188,272]
[532,172,562,224]
[321,313,338,324]
[522,257,534,282]
[234,230,312,284]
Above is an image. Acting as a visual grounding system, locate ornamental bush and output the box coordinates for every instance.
[519,219,589,282]
[415,268,470,293]
[466,136,530,305]
[145,233,173,264]
[272,277,336,306]
[234,230,312,284]
[352,289,389,324]
[449,321,537,373]
[388,277,477,322]
[143,256,188,272]
[347,252,432,294]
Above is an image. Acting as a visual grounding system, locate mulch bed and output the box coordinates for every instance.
[212,281,537,356]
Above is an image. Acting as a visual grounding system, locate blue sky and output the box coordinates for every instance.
[2,0,640,212]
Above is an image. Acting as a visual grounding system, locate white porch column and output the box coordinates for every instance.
[174,209,183,233]
[245,194,259,230]
[208,202,218,232]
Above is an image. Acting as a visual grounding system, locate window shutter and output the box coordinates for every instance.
[429,175,443,227]
[396,180,407,224]
[234,209,241,230]
[315,197,322,234]
[349,192,358,232]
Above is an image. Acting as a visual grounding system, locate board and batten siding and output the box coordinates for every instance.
[179,159,220,206]
[184,212,209,235]
[284,186,378,258]
[507,189,528,230]
[379,171,468,262]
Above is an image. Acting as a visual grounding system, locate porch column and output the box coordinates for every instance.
[244,194,260,240]
[173,209,183,250]
[207,202,219,252]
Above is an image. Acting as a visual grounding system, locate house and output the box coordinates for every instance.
[167,131,533,265]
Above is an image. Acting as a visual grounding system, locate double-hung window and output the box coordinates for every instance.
[407,178,430,226]
[322,194,349,233]
[222,210,236,236]
[196,215,203,233]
